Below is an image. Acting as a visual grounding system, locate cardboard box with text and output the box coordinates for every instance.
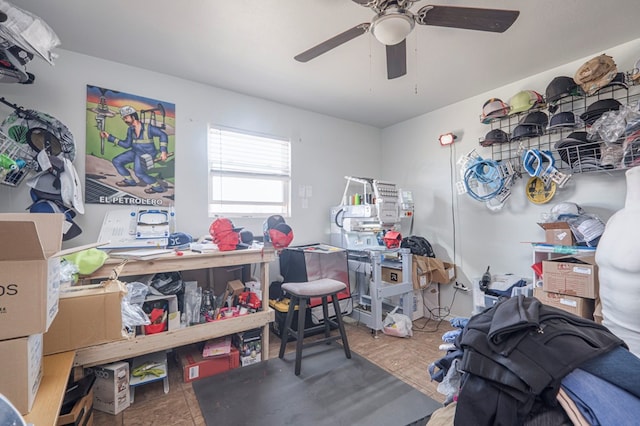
[0,334,43,415]
[0,213,100,340]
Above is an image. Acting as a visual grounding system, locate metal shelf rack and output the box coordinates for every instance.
[480,72,640,176]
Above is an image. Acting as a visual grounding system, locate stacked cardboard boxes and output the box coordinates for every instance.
[0,213,110,415]
[538,254,598,319]
[0,214,78,415]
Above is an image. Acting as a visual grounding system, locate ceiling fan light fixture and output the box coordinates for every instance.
[371,11,415,46]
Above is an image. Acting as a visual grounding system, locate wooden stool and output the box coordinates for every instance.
[278,278,351,375]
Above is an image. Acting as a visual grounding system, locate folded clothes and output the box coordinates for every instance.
[562,368,640,425]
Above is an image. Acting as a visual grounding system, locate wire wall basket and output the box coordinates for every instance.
[0,129,37,187]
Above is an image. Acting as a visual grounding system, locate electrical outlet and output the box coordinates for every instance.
[453,282,470,292]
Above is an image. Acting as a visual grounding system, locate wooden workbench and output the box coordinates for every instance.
[23,351,75,426]
[74,248,276,368]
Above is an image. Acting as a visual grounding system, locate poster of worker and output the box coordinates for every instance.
[84,85,176,207]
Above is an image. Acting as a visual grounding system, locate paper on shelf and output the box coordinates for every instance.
[202,337,231,358]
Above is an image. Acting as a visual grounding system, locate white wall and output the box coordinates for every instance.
[3,39,639,318]
[381,38,640,316]
[0,50,382,251]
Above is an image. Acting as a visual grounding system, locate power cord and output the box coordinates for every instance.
[412,284,463,333]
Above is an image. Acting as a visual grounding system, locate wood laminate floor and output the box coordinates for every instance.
[92,317,455,426]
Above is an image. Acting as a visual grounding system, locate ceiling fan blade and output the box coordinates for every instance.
[294,23,370,63]
[386,39,406,80]
[416,5,520,33]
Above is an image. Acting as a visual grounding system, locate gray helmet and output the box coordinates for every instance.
[120,105,136,117]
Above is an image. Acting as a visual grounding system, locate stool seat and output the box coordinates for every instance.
[278,278,351,375]
[281,278,346,297]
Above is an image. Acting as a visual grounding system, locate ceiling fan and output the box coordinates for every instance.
[294,1,520,79]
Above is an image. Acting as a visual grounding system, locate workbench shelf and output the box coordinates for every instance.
[75,248,275,368]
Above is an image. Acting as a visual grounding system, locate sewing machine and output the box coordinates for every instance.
[329,176,413,251]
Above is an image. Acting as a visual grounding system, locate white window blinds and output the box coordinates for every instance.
[207,127,291,216]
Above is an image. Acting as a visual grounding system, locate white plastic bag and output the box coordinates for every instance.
[121,281,150,329]
[382,308,413,337]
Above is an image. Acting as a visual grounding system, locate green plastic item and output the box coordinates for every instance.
[63,248,109,275]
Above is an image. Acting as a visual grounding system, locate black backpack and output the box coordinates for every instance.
[401,235,435,258]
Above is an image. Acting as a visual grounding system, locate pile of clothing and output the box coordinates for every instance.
[428,295,640,425]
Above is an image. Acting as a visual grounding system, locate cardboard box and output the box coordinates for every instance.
[414,256,456,286]
[86,361,130,415]
[381,266,403,284]
[402,289,424,321]
[538,222,574,246]
[0,213,98,341]
[43,280,126,355]
[232,328,262,366]
[0,334,43,415]
[593,298,603,325]
[533,287,595,319]
[542,255,598,299]
[383,256,455,288]
[176,344,240,383]
[226,279,245,297]
[58,385,94,426]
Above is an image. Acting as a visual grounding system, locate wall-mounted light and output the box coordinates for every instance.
[439,132,457,146]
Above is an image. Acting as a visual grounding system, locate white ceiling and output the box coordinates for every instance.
[10,0,640,128]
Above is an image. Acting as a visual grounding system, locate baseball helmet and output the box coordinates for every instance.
[579,98,622,126]
[263,215,293,249]
[511,124,544,141]
[520,111,549,128]
[508,90,544,115]
[593,72,628,94]
[481,98,510,123]
[481,129,509,147]
[554,131,601,167]
[209,218,242,251]
[548,111,580,130]
[545,76,580,105]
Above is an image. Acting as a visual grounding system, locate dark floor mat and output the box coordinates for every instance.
[193,342,441,426]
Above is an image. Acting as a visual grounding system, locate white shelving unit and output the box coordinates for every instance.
[349,248,414,333]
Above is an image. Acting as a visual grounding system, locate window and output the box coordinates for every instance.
[207,126,291,217]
